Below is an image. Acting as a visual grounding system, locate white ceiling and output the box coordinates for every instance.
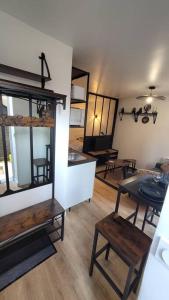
[1,0,169,99]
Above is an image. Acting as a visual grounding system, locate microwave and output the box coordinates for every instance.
[70,108,85,127]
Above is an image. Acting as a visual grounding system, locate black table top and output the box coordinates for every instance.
[119,175,165,210]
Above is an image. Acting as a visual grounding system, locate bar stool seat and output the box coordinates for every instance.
[89,213,151,300]
[124,159,136,169]
[104,160,115,179]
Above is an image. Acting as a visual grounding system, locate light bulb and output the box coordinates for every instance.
[146,96,153,104]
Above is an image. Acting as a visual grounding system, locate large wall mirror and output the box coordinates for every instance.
[0,95,55,197]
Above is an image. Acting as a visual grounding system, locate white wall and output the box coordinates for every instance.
[0,10,72,216]
[113,98,169,169]
[138,186,169,300]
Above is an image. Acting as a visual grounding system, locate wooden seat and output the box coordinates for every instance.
[89,213,151,300]
[33,158,50,184]
[0,199,65,248]
[104,160,115,178]
[124,159,136,169]
[104,159,130,179]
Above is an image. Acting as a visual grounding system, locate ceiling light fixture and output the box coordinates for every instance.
[136,86,166,103]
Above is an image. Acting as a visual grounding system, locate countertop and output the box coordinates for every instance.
[68,149,97,167]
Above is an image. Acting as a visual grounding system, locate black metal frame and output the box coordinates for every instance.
[86,92,119,144]
[0,78,67,107]
[71,67,90,151]
[0,79,64,198]
[70,69,119,151]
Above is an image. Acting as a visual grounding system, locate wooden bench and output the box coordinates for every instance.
[0,198,64,249]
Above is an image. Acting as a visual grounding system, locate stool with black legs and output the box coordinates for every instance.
[89,213,151,300]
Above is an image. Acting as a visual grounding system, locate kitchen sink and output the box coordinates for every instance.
[68,152,86,162]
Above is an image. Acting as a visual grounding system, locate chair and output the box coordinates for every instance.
[124,159,136,169]
[89,213,151,300]
[104,159,133,179]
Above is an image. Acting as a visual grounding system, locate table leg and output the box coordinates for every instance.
[133,201,140,225]
[37,166,39,184]
[43,165,45,183]
[61,212,65,241]
[142,205,149,232]
[115,189,121,214]
[89,229,99,276]
[104,165,108,179]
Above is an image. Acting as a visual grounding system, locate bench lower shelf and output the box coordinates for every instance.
[0,198,65,291]
[0,229,57,292]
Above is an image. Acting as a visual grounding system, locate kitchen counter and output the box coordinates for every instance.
[68,149,97,167]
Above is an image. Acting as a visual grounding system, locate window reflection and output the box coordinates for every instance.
[0,96,53,196]
[0,130,7,195]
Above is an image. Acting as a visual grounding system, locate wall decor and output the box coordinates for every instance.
[119,105,158,124]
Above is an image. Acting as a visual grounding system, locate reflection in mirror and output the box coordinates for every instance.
[0,130,7,195]
[8,126,31,191]
[33,127,51,184]
[32,99,52,185]
[4,96,29,117]
[2,96,31,191]
[0,95,54,196]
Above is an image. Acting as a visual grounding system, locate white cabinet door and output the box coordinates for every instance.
[65,161,96,209]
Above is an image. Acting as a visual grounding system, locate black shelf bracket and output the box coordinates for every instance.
[39,52,51,89]
[0,52,52,88]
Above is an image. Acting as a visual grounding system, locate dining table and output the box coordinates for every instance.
[114,174,166,231]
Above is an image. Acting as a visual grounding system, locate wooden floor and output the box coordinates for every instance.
[0,179,156,300]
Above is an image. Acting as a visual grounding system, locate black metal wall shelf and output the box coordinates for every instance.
[0,78,66,109]
[71,98,86,104]
[0,52,52,89]
[119,106,158,124]
[72,67,89,80]
[70,125,84,128]
[0,64,51,83]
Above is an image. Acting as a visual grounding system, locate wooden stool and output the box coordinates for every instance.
[124,159,136,169]
[33,158,49,184]
[104,160,115,178]
[89,213,151,300]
